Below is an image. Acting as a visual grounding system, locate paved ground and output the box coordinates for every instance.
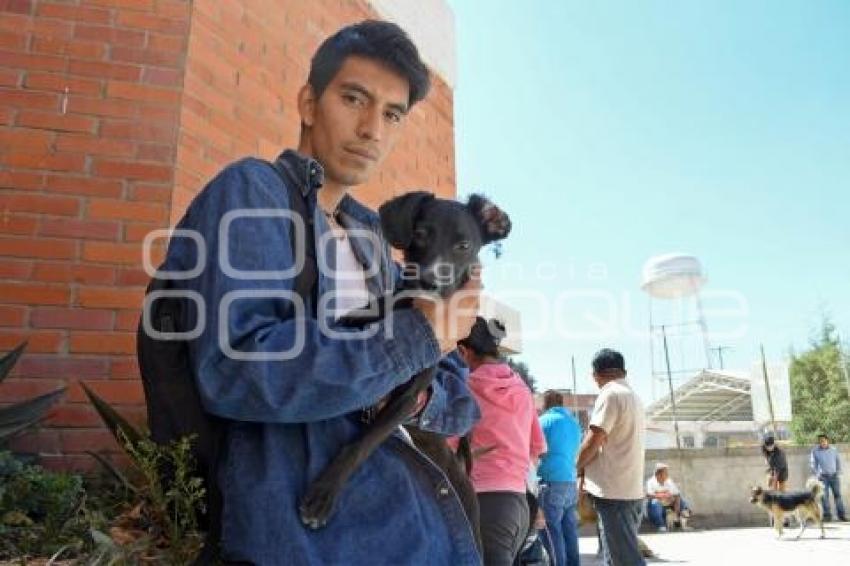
[578,522,850,565]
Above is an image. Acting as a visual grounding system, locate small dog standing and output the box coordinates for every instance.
[750,478,826,539]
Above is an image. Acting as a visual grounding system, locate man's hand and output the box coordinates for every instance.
[413,267,482,354]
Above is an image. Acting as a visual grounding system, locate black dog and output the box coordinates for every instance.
[298,191,511,547]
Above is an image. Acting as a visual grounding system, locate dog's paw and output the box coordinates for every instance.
[299,482,339,530]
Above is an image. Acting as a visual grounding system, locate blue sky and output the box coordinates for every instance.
[447,0,850,402]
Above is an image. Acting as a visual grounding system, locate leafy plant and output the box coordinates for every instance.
[82,384,206,564]
[0,342,65,444]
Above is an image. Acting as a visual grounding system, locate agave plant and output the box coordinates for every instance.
[0,342,66,444]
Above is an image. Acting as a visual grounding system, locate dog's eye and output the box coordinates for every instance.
[413,228,428,242]
[455,241,472,252]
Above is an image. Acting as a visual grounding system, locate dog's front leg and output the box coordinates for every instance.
[299,367,436,528]
[795,511,806,539]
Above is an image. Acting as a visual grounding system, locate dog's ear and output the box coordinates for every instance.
[467,193,511,244]
[379,191,434,250]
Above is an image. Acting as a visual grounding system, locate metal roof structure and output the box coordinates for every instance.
[645,370,753,422]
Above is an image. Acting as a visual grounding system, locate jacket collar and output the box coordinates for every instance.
[275,149,324,195]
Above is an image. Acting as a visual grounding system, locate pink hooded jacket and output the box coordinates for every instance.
[467,362,546,493]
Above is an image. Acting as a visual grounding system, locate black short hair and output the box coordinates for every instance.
[592,348,625,374]
[543,390,564,410]
[308,20,431,108]
[458,317,506,358]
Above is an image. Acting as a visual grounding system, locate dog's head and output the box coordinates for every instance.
[379,191,511,295]
[750,486,765,504]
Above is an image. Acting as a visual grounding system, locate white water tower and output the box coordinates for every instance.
[641,253,712,399]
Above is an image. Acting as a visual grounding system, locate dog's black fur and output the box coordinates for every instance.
[298,191,511,550]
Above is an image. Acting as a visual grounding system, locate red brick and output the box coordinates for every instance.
[123,221,159,242]
[111,46,183,68]
[106,81,181,105]
[74,23,145,47]
[92,160,173,182]
[129,183,170,202]
[114,309,139,331]
[67,378,143,403]
[136,142,172,163]
[0,259,31,279]
[0,127,54,151]
[147,31,185,52]
[55,133,135,157]
[0,330,63,353]
[0,0,32,15]
[154,0,190,18]
[16,110,96,133]
[0,14,73,39]
[31,262,115,284]
[14,355,109,378]
[0,67,20,86]
[37,3,112,24]
[60,428,119,454]
[32,36,106,59]
[116,11,189,34]
[31,307,113,330]
[0,236,76,259]
[45,174,123,198]
[0,193,79,215]
[0,106,11,125]
[109,356,139,379]
[81,241,143,265]
[39,217,121,240]
[0,378,65,402]
[82,0,154,10]
[8,429,62,456]
[0,214,38,235]
[66,95,139,118]
[0,88,60,111]
[24,72,103,96]
[100,118,174,143]
[0,305,26,326]
[1,150,87,172]
[0,169,44,190]
[0,49,66,72]
[87,198,167,222]
[68,60,141,81]
[141,66,182,87]
[115,267,150,286]
[77,286,144,309]
[48,403,101,428]
[69,331,135,354]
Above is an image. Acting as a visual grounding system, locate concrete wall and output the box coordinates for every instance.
[645,444,850,527]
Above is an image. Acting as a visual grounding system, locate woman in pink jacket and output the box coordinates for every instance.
[457,317,546,566]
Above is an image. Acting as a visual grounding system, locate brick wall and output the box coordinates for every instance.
[0,0,455,470]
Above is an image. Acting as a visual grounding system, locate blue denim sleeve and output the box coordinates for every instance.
[414,350,481,436]
[390,257,480,435]
[174,161,443,423]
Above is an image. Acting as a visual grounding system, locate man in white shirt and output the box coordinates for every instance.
[645,462,691,531]
[577,349,646,566]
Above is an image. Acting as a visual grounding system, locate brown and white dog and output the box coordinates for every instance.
[750,478,825,539]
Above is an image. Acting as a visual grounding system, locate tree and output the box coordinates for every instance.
[789,319,850,444]
[507,358,536,392]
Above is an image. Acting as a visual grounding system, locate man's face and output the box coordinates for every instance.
[657,469,668,483]
[819,437,829,448]
[299,56,410,187]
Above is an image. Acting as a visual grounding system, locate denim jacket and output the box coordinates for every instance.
[160,150,482,565]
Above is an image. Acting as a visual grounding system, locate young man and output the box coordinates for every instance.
[577,349,646,566]
[157,21,482,565]
[811,433,846,522]
[645,462,690,532]
[537,390,582,566]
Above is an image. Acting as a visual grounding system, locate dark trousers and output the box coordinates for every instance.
[478,491,530,566]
